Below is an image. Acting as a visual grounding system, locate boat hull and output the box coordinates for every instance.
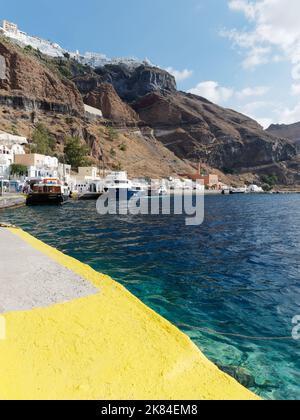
[26,193,68,206]
[78,192,102,201]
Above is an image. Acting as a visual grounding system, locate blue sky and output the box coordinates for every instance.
[2,0,300,127]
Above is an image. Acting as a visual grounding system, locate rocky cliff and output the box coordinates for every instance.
[1,34,300,184]
[267,122,300,148]
[94,64,177,102]
[70,60,299,181]
[133,91,297,172]
[0,38,84,116]
[74,78,139,126]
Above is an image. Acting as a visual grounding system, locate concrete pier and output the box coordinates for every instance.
[0,227,260,400]
[0,194,25,210]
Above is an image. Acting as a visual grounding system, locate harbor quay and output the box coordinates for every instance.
[0,226,259,400]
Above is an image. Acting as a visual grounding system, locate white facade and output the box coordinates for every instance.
[0,132,27,179]
[0,19,157,70]
[27,156,59,179]
[1,20,18,34]
[84,104,103,120]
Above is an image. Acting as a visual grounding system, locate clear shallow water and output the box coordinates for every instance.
[2,194,300,400]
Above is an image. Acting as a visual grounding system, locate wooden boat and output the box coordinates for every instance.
[26,179,69,206]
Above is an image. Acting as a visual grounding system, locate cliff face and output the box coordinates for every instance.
[94,64,177,102]
[267,122,300,149]
[1,35,300,184]
[74,77,139,126]
[133,91,297,172]
[0,39,84,116]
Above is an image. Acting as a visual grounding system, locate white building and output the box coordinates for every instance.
[1,20,18,34]
[13,153,71,183]
[0,132,27,178]
[84,104,103,120]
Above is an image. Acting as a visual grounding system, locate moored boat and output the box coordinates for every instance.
[229,186,248,194]
[26,178,69,206]
[103,171,139,201]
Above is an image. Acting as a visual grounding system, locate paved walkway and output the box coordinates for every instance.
[0,194,25,210]
[0,229,97,313]
[0,227,260,400]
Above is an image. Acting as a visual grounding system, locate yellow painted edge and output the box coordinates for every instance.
[4,227,261,400]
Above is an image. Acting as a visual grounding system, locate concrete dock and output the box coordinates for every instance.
[0,227,260,400]
[0,194,25,210]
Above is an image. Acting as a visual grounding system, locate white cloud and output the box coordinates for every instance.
[188,81,234,103]
[165,67,193,82]
[236,86,269,98]
[225,0,300,78]
[239,101,274,127]
[280,102,300,124]
[188,80,270,105]
[291,84,300,95]
[241,100,300,126]
[229,0,257,20]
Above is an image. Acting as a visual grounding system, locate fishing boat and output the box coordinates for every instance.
[26,178,69,206]
[103,171,139,201]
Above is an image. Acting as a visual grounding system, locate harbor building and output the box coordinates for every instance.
[14,153,71,182]
[0,132,27,179]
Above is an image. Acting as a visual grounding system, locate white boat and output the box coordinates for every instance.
[103,171,139,200]
[229,186,248,194]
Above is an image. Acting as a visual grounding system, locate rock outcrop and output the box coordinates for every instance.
[0,39,84,116]
[75,79,139,126]
[267,122,300,149]
[94,64,177,102]
[133,91,297,172]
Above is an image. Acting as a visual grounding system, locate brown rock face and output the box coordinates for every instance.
[267,122,300,148]
[84,82,139,126]
[133,91,297,172]
[0,39,84,115]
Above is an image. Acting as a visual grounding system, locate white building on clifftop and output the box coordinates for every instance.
[1,20,18,34]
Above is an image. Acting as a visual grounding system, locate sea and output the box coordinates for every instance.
[2,193,300,400]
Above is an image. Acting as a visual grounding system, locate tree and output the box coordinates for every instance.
[10,164,27,177]
[261,174,278,188]
[31,124,56,155]
[64,136,89,170]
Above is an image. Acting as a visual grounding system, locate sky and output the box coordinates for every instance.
[2,0,300,127]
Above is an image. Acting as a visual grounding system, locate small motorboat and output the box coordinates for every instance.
[229,186,248,194]
[103,171,139,201]
[26,178,69,206]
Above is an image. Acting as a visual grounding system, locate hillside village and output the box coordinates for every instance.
[0,18,294,199]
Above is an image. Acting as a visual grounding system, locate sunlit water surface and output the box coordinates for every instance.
[2,194,300,399]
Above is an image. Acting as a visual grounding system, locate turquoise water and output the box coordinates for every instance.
[2,194,300,400]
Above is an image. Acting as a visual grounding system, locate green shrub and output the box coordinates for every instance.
[110,147,116,157]
[107,127,119,142]
[31,124,56,155]
[64,136,89,170]
[119,143,127,152]
[10,164,27,177]
[260,174,278,187]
